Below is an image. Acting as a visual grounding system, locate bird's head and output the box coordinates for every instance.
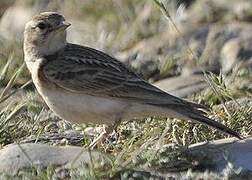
[24,12,71,56]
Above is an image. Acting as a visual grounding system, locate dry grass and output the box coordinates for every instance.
[0,0,251,179]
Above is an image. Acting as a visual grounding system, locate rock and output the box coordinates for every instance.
[0,143,108,175]
[221,38,242,73]
[186,137,252,172]
[148,137,252,179]
[116,31,173,80]
[119,22,251,79]
[199,24,238,73]
[187,25,209,59]
[221,37,252,73]
[118,25,210,80]
[232,1,252,22]
[121,18,252,79]
[153,75,207,98]
[186,0,252,24]
[195,23,252,73]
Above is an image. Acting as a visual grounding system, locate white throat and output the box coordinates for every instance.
[24,31,67,60]
[42,31,67,55]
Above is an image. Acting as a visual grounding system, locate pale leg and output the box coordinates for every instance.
[89,125,113,149]
[89,118,122,149]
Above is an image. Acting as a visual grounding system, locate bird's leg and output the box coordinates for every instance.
[89,125,113,149]
[89,120,121,149]
[89,108,128,149]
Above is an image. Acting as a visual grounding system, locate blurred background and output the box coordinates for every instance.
[0,0,251,178]
[0,0,251,96]
[0,0,251,145]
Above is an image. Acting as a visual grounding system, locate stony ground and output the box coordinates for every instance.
[0,0,251,179]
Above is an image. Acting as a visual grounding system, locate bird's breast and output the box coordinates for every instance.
[34,83,129,125]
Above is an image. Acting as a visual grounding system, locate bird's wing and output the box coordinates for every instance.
[42,43,190,107]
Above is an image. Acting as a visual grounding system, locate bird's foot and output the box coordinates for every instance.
[89,126,113,149]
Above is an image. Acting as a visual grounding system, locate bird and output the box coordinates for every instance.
[23,12,241,147]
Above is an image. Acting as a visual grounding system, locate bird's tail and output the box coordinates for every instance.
[182,108,241,139]
[164,102,242,139]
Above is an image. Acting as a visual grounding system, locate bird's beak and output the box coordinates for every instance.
[53,21,71,32]
[62,21,71,29]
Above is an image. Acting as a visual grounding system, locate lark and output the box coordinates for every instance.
[23,12,241,147]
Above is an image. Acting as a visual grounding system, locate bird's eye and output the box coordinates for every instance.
[37,22,46,30]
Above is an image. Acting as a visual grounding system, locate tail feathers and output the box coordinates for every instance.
[177,106,242,139]
[187,101,210,111]
[185,110,242,139]
[149,95,241,139]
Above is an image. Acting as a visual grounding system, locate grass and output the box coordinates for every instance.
[0,0,251,179]
[0,53,250,179]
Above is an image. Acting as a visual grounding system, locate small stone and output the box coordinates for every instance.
[221,36,252,73]
[0,143,108,175]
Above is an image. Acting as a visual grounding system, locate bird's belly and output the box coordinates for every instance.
[37,86,127,125]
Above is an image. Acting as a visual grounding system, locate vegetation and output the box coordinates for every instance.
[0,0,251,179]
